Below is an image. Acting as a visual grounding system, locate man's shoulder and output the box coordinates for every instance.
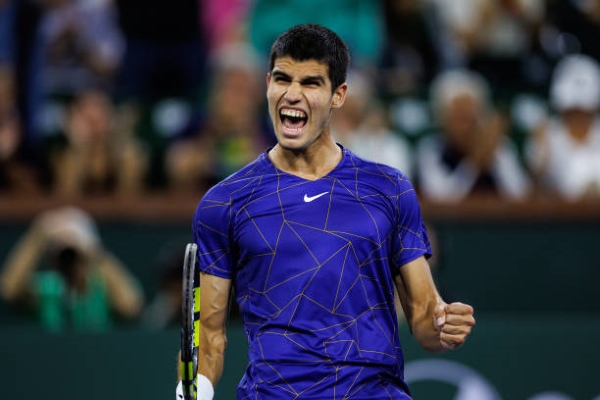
[344,147,411,184]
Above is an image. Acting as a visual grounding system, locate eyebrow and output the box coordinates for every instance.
[271,70,326,85]
[301,75,326,85]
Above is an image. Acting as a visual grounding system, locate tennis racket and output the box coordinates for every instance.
[180,243,200,400]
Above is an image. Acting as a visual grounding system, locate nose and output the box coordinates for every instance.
[284,82,302,103]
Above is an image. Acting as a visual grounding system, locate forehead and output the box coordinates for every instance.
[271,57,330,79]
[447,93,479,110]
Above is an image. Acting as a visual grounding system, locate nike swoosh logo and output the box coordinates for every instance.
[303,192,329,203]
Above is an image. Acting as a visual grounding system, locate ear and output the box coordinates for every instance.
[266,73,271,87]
[331,82,348,109]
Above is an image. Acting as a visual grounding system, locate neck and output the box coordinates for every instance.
[269,138,342,181]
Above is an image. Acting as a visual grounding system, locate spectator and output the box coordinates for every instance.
[416,68,532,202]
[112,0,207,191]
[0,206,145,331]
[38,0,124,98]
[332,69,414,179]
[525,54,600,200]
[0,64,48,195]
[0,0,126,149]
[164,42,273,194]
[426,0,546,95]
[0,0,44,148]
[48,88,148,199]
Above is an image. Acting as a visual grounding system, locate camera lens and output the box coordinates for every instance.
[54,247,81,281]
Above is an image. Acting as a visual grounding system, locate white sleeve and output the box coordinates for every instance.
[416,136,479,202]
[493,141,533,200]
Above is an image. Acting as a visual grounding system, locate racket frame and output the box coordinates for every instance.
[180,243,200,400]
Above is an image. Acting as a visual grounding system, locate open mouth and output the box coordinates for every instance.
[279,108,308,133]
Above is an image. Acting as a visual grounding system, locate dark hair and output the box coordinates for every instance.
[268,24,350,93]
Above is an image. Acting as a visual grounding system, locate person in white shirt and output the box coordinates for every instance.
[526,54,600,201]
[416,68,532,202]
[332,70,414,179]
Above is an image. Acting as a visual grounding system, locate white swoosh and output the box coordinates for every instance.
[303,192,329,203]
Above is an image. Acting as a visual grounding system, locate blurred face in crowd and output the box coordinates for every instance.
[67,90,113,147]
[266,57,346,152]
[562,108,597,142]
[212,67,262,132]
[441,93,482,152]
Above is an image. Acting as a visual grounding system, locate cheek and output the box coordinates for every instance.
[306,94,332,116]
[266,86,281,107]
[265,88,276,108]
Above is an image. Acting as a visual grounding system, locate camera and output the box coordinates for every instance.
[52,246,82,283]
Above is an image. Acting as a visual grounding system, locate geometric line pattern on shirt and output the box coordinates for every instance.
[194,148,430,399]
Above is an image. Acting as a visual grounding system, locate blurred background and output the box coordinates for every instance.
[0,0,599,399]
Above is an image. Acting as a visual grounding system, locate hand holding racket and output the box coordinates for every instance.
[179,243,200,400]
[176,243,215,400]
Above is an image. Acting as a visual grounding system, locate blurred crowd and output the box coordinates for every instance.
[2,0,600,332]
[1,0,600,202]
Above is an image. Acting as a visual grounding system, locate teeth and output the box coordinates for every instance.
[280,109,306,119]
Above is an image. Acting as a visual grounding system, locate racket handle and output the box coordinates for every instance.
[176,374,214,400]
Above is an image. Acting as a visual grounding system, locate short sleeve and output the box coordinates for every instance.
[192,190,235,279]
[391,178,432,272]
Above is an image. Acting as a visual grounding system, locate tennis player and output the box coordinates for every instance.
[176,23,475,399]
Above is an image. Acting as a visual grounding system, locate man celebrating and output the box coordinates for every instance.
[177,23,475,399]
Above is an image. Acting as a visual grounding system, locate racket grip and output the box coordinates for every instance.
[176,374,214,400]
[179,358,197,399]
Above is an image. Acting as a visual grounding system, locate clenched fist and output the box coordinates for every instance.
[434,302,475,350]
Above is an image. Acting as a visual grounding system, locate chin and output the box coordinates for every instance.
[276,133,303,146]
[278,141,304,152]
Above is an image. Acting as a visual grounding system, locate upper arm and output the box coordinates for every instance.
[193,189,234,372]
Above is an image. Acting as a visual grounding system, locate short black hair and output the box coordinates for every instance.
[268,24,350,93]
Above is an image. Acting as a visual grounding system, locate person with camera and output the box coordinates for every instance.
[0,206,144,331]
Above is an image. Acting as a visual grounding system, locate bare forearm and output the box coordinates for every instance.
[408,300,447,354]
[197,272,231,386]
[0,228,44,301]
[174,271,231,400]
[199,330,227,386]
[395,257,472,354]
[175,327,226,387]
[98,252,144,318]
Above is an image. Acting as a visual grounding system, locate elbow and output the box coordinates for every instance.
[114,292,145,320]
[0,288,14,303]
[0,277,21,303]
[120,302,143,320]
